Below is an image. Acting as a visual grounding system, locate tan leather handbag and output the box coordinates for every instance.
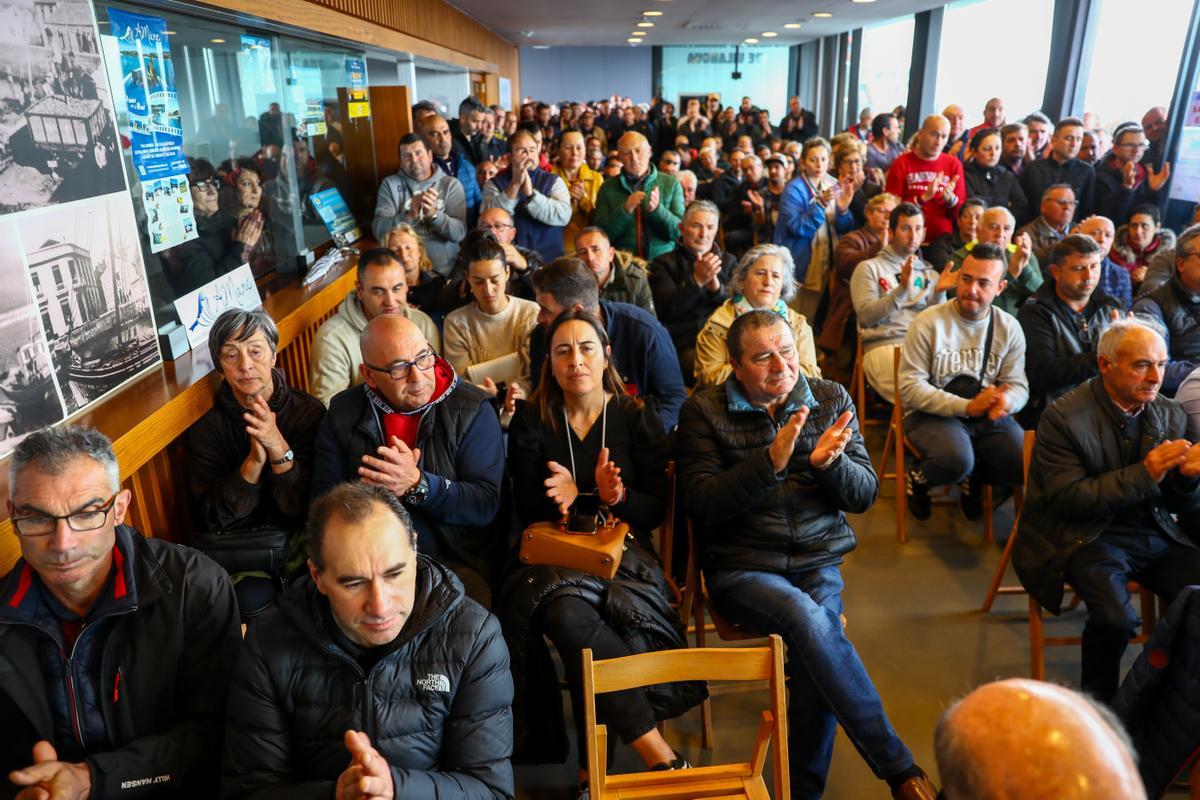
[519,513,630,580]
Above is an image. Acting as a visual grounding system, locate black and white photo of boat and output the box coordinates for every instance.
[19,193,160,414]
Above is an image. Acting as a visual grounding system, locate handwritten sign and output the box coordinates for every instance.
[172,264,260,352]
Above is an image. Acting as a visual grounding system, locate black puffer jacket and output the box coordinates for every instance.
[1016,281,1123,428]
[0,526,241,799]
[649,245,737,352]
[676,376,877,574]
[963,160,1030,225]
[222,557,514,798]
[187,368,325,532]
[1014,378,1200,613]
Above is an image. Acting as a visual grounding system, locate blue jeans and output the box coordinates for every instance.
[706,566,914,799]
[905,411,1024,488]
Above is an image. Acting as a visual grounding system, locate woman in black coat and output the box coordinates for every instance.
[499,310,703,794]
[963,127,1030,225]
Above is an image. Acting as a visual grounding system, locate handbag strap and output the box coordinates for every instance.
[563,397,607,485]
[978,308,996,385]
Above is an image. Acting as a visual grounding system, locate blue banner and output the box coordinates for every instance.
[108,9,189,180]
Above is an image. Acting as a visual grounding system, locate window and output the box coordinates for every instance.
[934,0,1054,123]
[414,57,470,118]
[660,45,792,123]
[1081,0,1194,131]
[857,16,914,117]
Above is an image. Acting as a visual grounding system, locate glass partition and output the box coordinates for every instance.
[857,16,914,117]
[659,45,791,122]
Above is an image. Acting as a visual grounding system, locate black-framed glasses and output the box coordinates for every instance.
[364,349,436,381]
[478,222,514,232]
[13,493,119,537]
[190,179,219,194]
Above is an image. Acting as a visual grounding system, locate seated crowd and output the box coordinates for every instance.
[3,91,1199,800]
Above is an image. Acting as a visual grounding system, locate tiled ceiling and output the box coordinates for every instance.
[445,0,952,47]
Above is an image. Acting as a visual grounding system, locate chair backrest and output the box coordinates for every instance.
[891,345,904,420]
[1022,429,1036,483]
[582,635,789,799]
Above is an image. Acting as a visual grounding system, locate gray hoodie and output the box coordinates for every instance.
[372,169,467,276]
[850,245,945,352]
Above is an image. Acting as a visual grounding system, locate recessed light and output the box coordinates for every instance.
[813,12,832,18]
[643,10,663,15]
[636,21,654,27]
[627,38,641,43]
[762,31,777,37]
[744,37,759,43]
[852,0,876,3]
[632,31,647,36]
[210,38,226,43]
[531,44,551,49]
[784,23,802,29]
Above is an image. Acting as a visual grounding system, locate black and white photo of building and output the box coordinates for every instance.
[20,193,160,413]
[0,0,126,213]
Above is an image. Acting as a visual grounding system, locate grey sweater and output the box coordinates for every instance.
[372,169,467,276]
[898,299,1029,418]
[850,245,945,352]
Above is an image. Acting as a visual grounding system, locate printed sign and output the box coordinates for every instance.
[108,9,188,180]
[345,57,370,119]
[310,187,361,244]
[142,174,197,252]
[172,263,261,351]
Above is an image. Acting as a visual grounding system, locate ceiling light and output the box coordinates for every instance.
[762,31,777,37]
[632,31,647,36]
[813,12,832,18]
[643,10,663,15]
[852,0,876,3]
[744,37,759,43]
[531,44,551,49]
[636,21,654,27]
[210,38,226,43]
[627,38,641,43]
[784,23,802,29]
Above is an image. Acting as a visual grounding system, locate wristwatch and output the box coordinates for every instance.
[270,449,294,466]
[403,474,430,506]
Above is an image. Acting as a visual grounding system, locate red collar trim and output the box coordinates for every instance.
[112,545,128,600]
[7,564,33,607]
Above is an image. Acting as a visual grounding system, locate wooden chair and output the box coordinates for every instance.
[884,347,995,544]
[1029,583,1160,680]
[658,461,683,607]
[681,520,764,750]
[582,635,790,800]
[980,430,1034,612]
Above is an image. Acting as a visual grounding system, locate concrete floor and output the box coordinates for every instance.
[513,428,1167,798]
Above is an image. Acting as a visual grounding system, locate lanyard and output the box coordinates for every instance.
[563,398,608,485]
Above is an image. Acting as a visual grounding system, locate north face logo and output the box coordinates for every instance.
[416,673,451,692]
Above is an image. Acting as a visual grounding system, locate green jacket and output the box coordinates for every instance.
[593,166,684,260]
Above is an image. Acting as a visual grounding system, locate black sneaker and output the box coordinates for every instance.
[906,468,932,520]
[959,473,985,521]
[651,754,692,771]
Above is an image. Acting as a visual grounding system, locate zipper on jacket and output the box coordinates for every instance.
[113,666,123,703]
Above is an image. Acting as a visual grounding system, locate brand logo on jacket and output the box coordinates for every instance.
[416,673,451,692]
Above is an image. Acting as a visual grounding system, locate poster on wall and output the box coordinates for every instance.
[17,193,161,415]
[172,263,260,357]
[345,57,370,119]
[0,222,65,457]
[1170,90,1200,203]
[142,173,197,252]
[290,65,326,137]
[0,0,126,213]
[108,8,189,181]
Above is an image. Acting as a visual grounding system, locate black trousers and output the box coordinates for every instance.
[1064,529,1200,702]
[540,594,658,767]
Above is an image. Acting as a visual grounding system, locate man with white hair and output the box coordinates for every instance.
[677,169,698,207]
[593,131,684,260]
[935,679,1146,800]
[1015,317,1200,701]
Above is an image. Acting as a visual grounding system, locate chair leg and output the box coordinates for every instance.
[1029,596,1046,680]
[894,410,907,544]
[983,485,995,543]
[981,514,1021,612]
[693,580,714,751]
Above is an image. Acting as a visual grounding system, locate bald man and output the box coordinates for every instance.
[885,115,967,242]
[942,104,968,159]
[935,679,1146,800]
[1141,106,1168,169]
[592,131,685,260]
[312,314,504,606]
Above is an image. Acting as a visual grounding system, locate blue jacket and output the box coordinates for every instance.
[435,151,481,217]
[1113,585,1200,800]
[529,300,686,431]
[773,176,855,282]
[1099,256,1133,310]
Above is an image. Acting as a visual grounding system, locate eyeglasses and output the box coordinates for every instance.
[13,493,119,537]
[191,179,219,194]
[365,349,436,381]
[1049,199,1078,207]
[479,222,514,232]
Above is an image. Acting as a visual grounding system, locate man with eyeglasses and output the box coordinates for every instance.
[310,247,441,406]
[1014,317,1200,702]
[474,206,543,299]
[1133,226,1200,395]
[1017,235,1124,428]
[1020,117,1095,224]
[0,426,241,797]
[481,128,571,260]
[1095,121,1172,228]
[312,313,503,607]
[1018,184,1079,267]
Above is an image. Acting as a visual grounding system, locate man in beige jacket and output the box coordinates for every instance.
[308,247,440,406]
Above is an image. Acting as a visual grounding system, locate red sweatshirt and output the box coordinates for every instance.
[885,151,966,242]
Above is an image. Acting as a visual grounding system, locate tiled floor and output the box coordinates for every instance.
[513,429,1166,798]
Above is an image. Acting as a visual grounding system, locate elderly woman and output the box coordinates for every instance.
[693,243,821,389]
[186,308,325,615]
[774,136,857,322]
[501,311,704,794]
[160,158,258,296]
[831,136,879,227]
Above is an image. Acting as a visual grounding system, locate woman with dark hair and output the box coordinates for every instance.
[221,157,274,276]
[160,157,260,295]
[963,128,1029,225]
[499,310,704,796]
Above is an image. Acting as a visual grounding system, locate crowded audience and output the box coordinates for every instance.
[5,84,1198,800]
